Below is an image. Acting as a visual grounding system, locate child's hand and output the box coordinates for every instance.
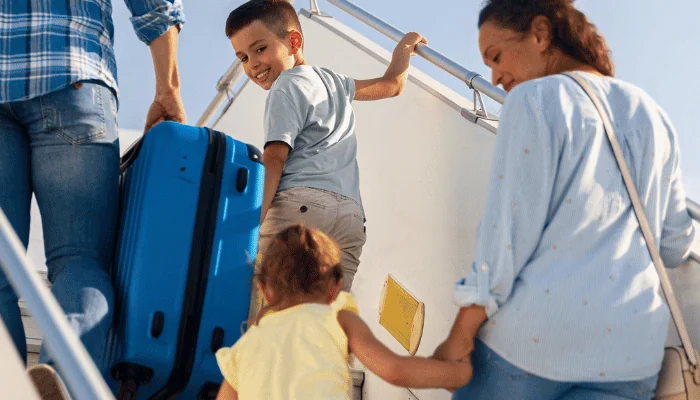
[355,32,427,101]
[445,359,473,393]
[396,32,427,56]
[433,335,474,363]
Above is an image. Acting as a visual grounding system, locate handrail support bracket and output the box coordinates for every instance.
[310,0,325,15]
[472,88,498,122]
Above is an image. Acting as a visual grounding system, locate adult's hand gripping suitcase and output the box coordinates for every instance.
[104,122,264,399]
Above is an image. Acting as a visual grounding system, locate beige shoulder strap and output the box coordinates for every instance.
[563,71,697,368]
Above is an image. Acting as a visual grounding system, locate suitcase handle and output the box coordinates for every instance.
[120,137,144,175]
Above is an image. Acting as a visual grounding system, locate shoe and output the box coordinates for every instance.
[26,364,70,400]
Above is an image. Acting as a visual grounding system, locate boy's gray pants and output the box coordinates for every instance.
[248,186,366,316]
[248,187,366,398]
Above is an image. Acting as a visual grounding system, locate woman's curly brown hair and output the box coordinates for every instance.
[478,0,614,77]
[251,224,343,326]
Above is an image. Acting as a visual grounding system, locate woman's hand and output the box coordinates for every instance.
[433,335,474,363]
[433,305,488,362]
[432,307,485,392]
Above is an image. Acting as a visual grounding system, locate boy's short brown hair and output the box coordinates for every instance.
[225,0,302,39]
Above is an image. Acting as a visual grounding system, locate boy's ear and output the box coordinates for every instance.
[289,30,303,54]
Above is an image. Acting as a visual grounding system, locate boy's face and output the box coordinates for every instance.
[230,20,301,90]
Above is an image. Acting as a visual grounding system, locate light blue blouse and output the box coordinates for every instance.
[454,71,696,381]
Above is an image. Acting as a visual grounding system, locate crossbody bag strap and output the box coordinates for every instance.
[563,71,697,368]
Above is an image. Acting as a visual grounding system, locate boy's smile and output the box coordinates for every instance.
[230,20,302,90]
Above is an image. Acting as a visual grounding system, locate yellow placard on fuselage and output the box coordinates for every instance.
[378,275,425,355]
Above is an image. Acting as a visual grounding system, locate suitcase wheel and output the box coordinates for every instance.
[112,362,154,400]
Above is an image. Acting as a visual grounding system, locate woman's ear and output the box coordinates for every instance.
[531,15,553,52]
[289,30,303,54]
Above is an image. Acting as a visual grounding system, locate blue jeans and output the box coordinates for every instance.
[0,82,119,367]
[453,339,659,400]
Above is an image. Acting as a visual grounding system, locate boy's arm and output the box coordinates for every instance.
[354,32,426,101]
[215,380,238,400]
[260,142,289,224]
[337,310,472,390]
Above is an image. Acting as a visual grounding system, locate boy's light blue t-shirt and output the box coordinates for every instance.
[264,65,362,210]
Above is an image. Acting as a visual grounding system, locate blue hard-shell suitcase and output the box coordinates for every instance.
[104,122,264,399]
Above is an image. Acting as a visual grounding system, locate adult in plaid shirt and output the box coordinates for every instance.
[0,0,186,384]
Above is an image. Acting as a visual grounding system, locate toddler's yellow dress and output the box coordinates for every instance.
[215,291,358,399]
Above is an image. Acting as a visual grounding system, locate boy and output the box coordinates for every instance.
[226,0,426,291]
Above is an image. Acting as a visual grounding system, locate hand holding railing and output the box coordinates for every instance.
[326,0,507,106]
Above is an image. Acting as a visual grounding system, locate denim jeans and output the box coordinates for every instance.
[453,339,659,400]
[0,82,119,368]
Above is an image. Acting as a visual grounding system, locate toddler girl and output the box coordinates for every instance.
[215,224,472,399]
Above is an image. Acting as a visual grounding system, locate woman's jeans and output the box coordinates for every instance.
[453,339,659,400]
[0,82,119,368]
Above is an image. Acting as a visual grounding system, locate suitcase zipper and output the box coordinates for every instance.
[151,129,226,400]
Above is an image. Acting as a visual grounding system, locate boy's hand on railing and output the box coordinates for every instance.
[353,32,427,100]
[354,32,427,100]
[397,32,427,56]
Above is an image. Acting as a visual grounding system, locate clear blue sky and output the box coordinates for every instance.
[112,0,700,199]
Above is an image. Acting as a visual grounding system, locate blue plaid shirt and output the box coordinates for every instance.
[0,0,185,103]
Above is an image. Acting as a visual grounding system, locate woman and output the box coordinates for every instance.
[434,0,696,399]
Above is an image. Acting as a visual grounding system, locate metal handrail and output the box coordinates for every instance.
[326,0,700,259]
[326,0,507,105]
[0,210,114,399]
[688,199,700,263]
[196,0,700,245]
[195,0,507,128]
[687,199,700,222]
[195,61,244,127]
